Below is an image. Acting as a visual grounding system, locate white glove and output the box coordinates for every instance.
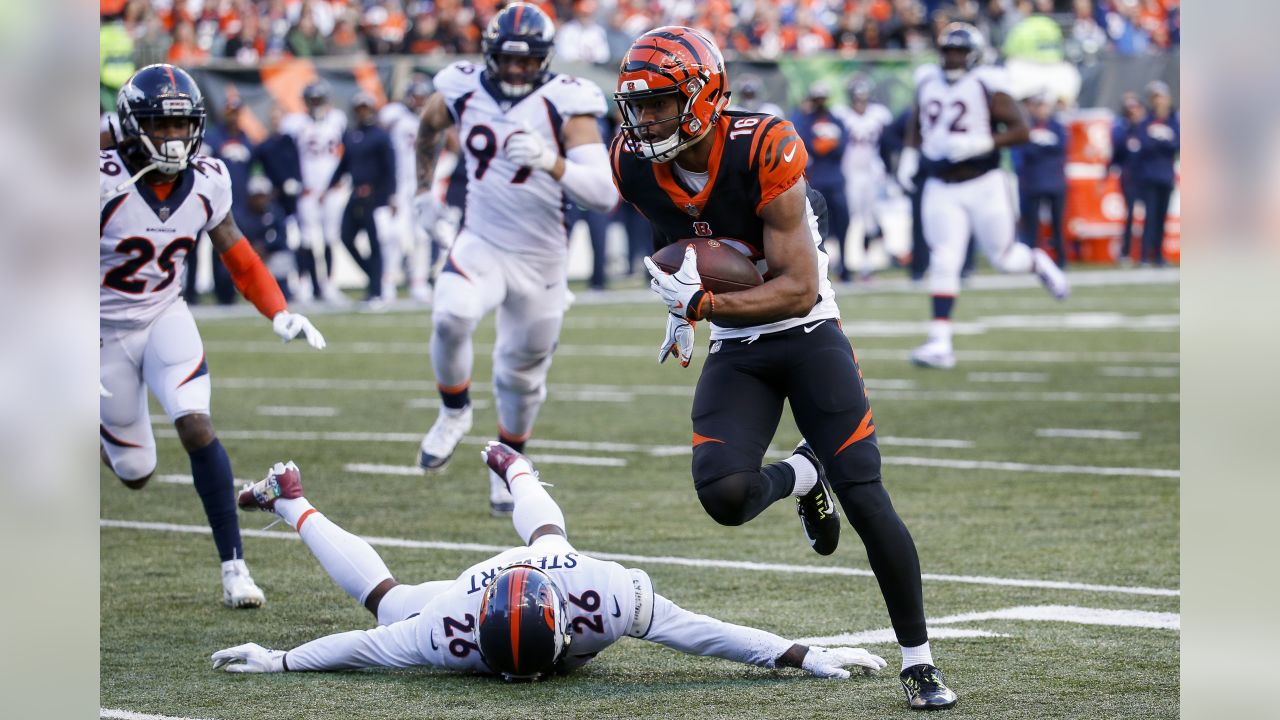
[505,131,558,172]
[945,134,995,162]
[272,310,326,349]
[1147,123,1175,142]
[801,646,888,679]
[413,191,442,233]
[211,643,287,673]
[282,178,302,197]
[643,245,709,320]
[99,382,112,398]
[1029,128,1058,146]
[896,147,920,193]
[658,313,696,367]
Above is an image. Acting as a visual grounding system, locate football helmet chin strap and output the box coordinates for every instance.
[113,136,193,194]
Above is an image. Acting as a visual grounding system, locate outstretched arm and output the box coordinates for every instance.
[640,593,887,679]
[645,591,885,676]
[213,616,430,673]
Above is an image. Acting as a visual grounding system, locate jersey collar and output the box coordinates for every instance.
[131,162,195,224]
[651,118,728,219]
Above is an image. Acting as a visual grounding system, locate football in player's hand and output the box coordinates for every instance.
[652,239,763,294]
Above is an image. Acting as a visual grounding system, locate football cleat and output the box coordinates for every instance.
[417,405,473,470]
[900,663,959,711]
[793,442,841,556]
[238,461,304,513]
[1032,248,1070,301]
[489,469,515,517]
[221,559,265,609]
[910,338,956,370]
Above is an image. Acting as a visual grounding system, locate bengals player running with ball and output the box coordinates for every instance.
[611,28,957,710]
[101,64,326,609]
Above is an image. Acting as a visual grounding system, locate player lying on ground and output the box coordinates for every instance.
[212,443,887,681]
[101,64,326,609]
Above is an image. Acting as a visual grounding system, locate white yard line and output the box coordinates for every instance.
[800,627,1010,645]
[255,405,338,417]
[1100,366,1180,378]
[872,389,1178,403]
[154,474,254,486]
[345,453,626,475]
[883,455,1176,479]
[100,519,1179,597]
[797,604,1179,645]
[101,709,218,720]
[1036,428,1142,441]
[967,372,1049,383]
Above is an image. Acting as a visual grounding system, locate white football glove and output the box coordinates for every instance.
[801,646,888,679]
[272,310,326,349]
[896,147,920,193]
[1029,128,1058,146]
[945,134,995,162]
[643,245,709,320]
[658,313,696,367]
[211,642,287,673]
[505,131,558,172]
[413,191,442,233]
[1147,123,1176,142]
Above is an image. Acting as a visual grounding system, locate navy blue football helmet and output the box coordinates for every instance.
[938,23,985,81]
[477,564,570,681]
[482,2,556,98]
[115,64,207,174]
[303,80,331,119]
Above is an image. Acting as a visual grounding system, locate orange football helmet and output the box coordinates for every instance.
[614,26,730,163]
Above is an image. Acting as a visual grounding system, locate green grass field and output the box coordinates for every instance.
[100,272,1179,719]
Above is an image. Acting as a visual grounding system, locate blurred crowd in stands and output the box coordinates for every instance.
[101,0,1178,68]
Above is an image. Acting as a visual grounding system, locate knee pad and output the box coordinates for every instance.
[432,311,477,346]
[109,446,157,485]
[696,472,759,527]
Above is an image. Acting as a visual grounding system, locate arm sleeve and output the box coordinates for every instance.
[753,121,807,213]
[284,617,431,672]
[559,142,618,213]
[639,593,793,670]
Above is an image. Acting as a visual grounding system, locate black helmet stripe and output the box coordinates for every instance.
[646,30,708,68]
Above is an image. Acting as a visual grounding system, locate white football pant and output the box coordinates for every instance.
[921,169,1034,296]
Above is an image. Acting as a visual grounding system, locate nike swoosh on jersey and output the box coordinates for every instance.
[783,146,797,162]
[803,320,826,333]
[429,629,439,651]
[611,597,622,618]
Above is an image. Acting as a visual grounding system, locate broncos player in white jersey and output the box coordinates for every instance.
[834,79,894,280]
[214,442,887,681]
[100,65,326,607]
[412,3,618,515]
[282,81,349,304]
[897,24,1069,369]
[379,79,434,302]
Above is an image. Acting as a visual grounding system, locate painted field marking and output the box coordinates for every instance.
[149,429,1172,479]
[1100,366,1180,378]
[101,709,218,720]
[797,604,1179,646]
[1036,428,1142,441]
[256,405,338,417]
[406,398,493,410]
[801,627,1010,646]
[345,453,626,476]
[100,519,1179,597]
[872,389,1178,404]
[967,372,1048,383]
[154,474,253,486]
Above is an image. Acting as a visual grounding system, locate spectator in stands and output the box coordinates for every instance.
[328,13,366,56]
[242,176,295,301]
[1109,91,1146,265]
[132,9,173,67]
[792,83,851,281]
[1136,81,1178,267]
[327,92,397,305]
[224,10,265,64]
[169,19,209,65]
[1014,94,1069,267]
[557,0,611,64]
[287,9,328,57]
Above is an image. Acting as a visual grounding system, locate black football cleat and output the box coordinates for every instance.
[793,442,840,556]
[900,664,958,711]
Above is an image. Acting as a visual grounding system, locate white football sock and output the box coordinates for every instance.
[507,460,566,544]
[785,454,819,496]
[277,498,393,605]
[901,640,934,671]
[927,320,953,344]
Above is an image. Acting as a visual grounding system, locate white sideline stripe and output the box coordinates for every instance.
[99,519,1180,597]
[201,340,1179,364]
[967,372,1048,383]
[800,627,1010,646]
[256,405,338,417]
[149,429,1170,478]
[884,455,1177,479]
[1036,428,1142,441]
[797,605,1179,645]
[215,377,917,394]
[1100,365,1180,378]
[155,474,254,486]
[101,709,217,720]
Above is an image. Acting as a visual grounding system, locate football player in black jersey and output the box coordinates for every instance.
[611,27,957,711]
